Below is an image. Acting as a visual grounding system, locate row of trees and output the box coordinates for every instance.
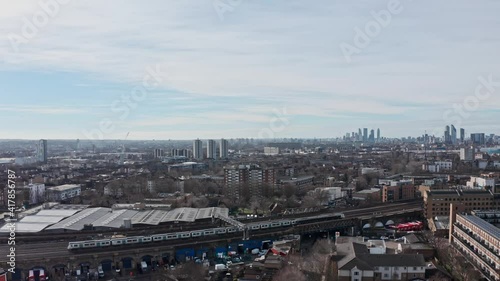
[424,231,480,280]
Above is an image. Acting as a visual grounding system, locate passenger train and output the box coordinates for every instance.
[67,213,345,250]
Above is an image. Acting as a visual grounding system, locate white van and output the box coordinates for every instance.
[141,261,148,272]
[97,266,104,278]
[214,264,226,271]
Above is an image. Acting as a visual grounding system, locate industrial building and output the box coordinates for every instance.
[0,204,229,233]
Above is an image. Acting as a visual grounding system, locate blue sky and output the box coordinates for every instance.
[1,0,500,140]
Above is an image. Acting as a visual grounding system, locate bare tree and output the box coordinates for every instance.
[301,194,319,208]
[283,184,296,198]
[191,197,209,208]
[172,262,205,281]
[273,265,307,281]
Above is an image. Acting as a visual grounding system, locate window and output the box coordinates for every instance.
[413,267,417,270]
[354,272,359,276]
[384,274,389,278]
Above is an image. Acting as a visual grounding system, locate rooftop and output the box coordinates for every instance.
[356,188,380,194]
[93,209,139,228]
[460,214,500,240]
[46,207,111,231]
[47,184,81,192]
[0,208,82,233]
[132,209,168,225]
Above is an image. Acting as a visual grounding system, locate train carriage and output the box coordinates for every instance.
[152,234,165,242]
[191,231,202,237]
[82,241,97,248]
[215,228,227,234]
[68,242,82,250]
[203,229,215,236]
[140,236,152,243]
[125,237,140,244]
[97,240,111,247]
[270,222,282,228]
[111,238,125,245]
[166,233,178,240]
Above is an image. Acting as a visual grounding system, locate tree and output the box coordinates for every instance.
[261,183,274,198]
[283,184,296,198]
[191,197,209,208]
[184,179,202,195]
[355,177,368,191]
[172,262,205,281]
[300,195,319,208]
[273,265,307,281]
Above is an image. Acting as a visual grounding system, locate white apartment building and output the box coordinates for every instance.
[460,147,475,161]
[23,183,46,205]
[46,184,81,201]
[467,176,496,189]
[264,146,280,156]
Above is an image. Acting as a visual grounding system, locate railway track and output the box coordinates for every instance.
[0,201,422,244]
[0,202,423,262]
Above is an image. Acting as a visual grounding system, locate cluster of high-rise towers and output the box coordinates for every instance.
[445,125,486,145]
[344,128,381,142]
[192,138,228,160]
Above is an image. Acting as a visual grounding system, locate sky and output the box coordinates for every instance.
[0,0,499,140]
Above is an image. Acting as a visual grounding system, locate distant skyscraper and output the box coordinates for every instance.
[37,139,47,163]
[193,139,203,160]
[451,125,457,145]
[153,148,164,158]
[363,128,368,142]
[460,128,465,143]
[207,139,217,159]
[444,125,450,144]
[219,139,228,159]
[376,128,380,141]
[369,129,375,142]
[471,133,485,145]
[76,139,80,151]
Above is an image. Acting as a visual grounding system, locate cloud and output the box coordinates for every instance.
[0,105,85,114]
[1,0,500,138]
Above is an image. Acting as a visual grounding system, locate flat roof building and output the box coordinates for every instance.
[450,208,500,281]
[423,188,498,219]
[46,184,81,202]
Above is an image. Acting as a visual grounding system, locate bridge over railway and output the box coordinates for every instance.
[0,202,423,281]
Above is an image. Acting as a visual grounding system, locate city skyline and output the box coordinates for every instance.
[1,1,500,140]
